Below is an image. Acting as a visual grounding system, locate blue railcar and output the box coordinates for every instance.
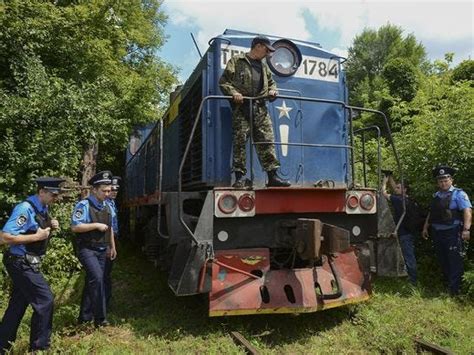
[124,29,403,316]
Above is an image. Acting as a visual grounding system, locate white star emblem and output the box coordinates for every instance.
[276,100,292,119]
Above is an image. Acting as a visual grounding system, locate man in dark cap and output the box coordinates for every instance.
[219,35,290,188]
[71,171,116,326]
[422,165,471,295]
[104,176,121,309]
[0,177,64,353]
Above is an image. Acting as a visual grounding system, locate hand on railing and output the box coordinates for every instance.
[268,90,278,102]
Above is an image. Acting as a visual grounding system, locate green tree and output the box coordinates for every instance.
[382,58,419,102]
[345,24,426,135]
[0,0,177,208]
[386,80,473,205]
[452,59,474,83]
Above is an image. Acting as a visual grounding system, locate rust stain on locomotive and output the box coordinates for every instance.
[209,248,371,316]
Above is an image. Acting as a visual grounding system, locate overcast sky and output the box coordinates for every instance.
[159,0,473,82]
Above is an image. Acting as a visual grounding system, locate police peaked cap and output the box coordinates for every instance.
[251,35,275,52]
[111,176,121,190]
[35,177,66,194]
[432,165,456,179]
[88,170,113,186]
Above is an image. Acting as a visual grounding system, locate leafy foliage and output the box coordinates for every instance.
[0,0,177,212]
[382,58,419,102]
[346,24,426,108]
[451,59,474,83]
[346,26,473,294]
[0,0,177,282]
[389,80,473,204]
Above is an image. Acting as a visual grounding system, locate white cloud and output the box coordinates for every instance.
[164,1,311,51]
[164,0,473,55]
[330,47,349,59]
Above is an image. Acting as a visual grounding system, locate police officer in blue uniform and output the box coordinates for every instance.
[422,166,472,295]
[71,171,116,326]
[0,177,64,353]
[104,176,120,309]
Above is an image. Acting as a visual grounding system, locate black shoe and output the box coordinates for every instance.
[94,319,110,328]
[267,170,290,187]
[78,318,92,325]
[232,178,246,188]
[232,172,246,188]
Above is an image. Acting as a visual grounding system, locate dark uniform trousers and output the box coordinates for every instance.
[432,225,464,295]
[77,247,107,322]
[0,258,54,352]
[104,257,114,308]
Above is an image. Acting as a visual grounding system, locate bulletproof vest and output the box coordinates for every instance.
[23,200,52,256]
[429,191,462,225]
[76,198,111,247]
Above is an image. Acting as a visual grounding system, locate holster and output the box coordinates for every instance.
[25,253,43,273]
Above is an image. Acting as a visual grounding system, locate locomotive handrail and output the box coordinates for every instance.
[178,94,404,241]
[252,142,353,149]
[156,118,168,239]
[178,95,235,243]
[354,126,382,190]
[348,111,405,236]
[353,125,407,236]
[247,95,404,236]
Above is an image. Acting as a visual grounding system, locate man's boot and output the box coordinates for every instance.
[267,169,290,187]
[232,171,246,188]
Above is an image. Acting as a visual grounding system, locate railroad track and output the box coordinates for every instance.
[229,333,454,354]
[230,331,260,355]
[414,338,453,355]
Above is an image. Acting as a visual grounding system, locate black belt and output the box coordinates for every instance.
[4,251,25,260]
[3,251,44,272]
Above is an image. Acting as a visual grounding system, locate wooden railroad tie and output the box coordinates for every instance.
[230,331,260,355]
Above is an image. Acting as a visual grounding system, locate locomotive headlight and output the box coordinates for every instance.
[238,193,255,212]
[218,193,238,214]
[347,195,359,209]
[268,39,302,77]
[360,193,375,211]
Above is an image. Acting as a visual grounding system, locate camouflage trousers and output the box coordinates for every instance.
[232,103,280,174]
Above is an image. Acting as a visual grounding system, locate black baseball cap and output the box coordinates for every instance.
[251,35,275,52]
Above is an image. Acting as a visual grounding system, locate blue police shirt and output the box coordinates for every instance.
[71,195,108,226]
[2,195,47,256]
[432,186,472,230]
[105,198,119,237]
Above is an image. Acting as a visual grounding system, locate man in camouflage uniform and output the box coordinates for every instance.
[219,35,290,188]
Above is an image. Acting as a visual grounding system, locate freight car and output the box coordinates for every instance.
[124,29,404,316]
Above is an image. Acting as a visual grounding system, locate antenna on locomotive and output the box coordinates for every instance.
[190,32,202,59]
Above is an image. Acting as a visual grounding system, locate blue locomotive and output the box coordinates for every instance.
[124,29,403,316]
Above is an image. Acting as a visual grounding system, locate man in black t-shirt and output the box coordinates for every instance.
[382,173,417,285]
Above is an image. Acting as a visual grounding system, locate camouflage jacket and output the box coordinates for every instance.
[219,53,277,98]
